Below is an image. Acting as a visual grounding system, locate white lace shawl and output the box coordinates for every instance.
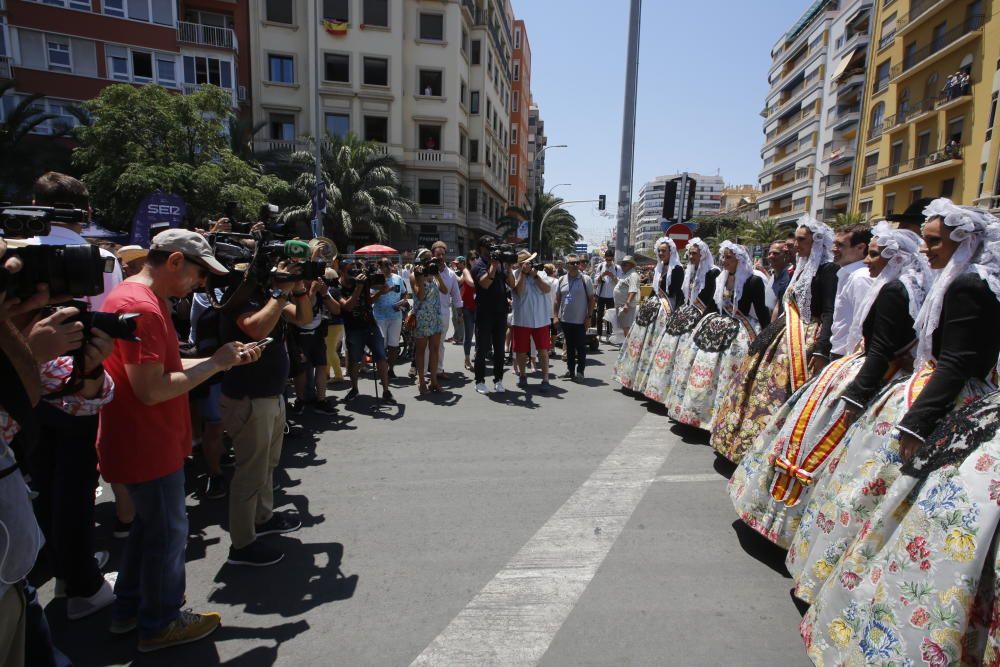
[786,215,834,323]
[713,241,753,314]
[680,237,714,303]
[652,236,680,292]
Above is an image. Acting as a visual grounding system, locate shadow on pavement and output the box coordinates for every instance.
[668,422,709,446]
[731,520,791,578]
[713,454,738,480]
[210,540,358,617]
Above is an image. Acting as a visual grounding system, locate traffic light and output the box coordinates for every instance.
[684,177,697,222]
[598,194,606,211]
[662,180,678,220]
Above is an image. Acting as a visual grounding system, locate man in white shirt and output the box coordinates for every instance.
[511,250,553,391]
[431,241,463,375]
[593,249,620,339]
[829,225,875,359]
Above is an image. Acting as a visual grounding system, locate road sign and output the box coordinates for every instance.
[516,219,530,240]
[574,243,588,253]
[666,223,693,250]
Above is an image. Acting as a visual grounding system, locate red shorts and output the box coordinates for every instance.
[511,325,551,353]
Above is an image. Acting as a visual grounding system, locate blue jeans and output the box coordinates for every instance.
[462,308,476,357]
[113,468,187,639]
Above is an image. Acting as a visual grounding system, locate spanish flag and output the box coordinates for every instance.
[323,19,348,36]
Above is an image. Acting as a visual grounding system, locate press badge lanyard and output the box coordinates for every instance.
[564,275,584,305]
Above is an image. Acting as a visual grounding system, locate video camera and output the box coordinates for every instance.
[346,262,387,286]
[0,206,116,300]
[205,226,327,309]
[415,257,440,277]
[489,243,518,264]
[44,300,140,342]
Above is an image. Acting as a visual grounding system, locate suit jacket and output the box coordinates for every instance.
[899,273,1000,439]
[840,281,915,408]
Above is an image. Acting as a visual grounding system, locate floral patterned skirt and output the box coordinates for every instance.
[709,320,820,464]
[664,314,754,431]
[611,305,659,389]
[641,304,704,404]
[799,386,1000,666]
[729,354,865,548]
[632,305,672,395]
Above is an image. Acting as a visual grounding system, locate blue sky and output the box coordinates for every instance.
[514,0,812,246]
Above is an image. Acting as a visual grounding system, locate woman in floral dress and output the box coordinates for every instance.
[632,238,685,394]
[710,216,839,464]
[798,201,1000,665]
[611,237,680,389]
[665,242,770,430]
[732,225,932,549]
[411,260,448,394]
[641,238,719,405]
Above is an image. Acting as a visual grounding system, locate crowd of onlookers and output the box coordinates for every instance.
[0,172,643,664]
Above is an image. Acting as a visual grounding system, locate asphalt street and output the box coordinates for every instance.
[36,337,808,666]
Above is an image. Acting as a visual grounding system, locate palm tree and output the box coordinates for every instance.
[732,217,785,248]
[496,205,528,241]
[0,81,61,199]
[834,211,868,229]
[278,133,417,246]
[229,115,268,164]
[533,192,580,259]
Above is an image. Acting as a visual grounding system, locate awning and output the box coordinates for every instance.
[831,49,859,81]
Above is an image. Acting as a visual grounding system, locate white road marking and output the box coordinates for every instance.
[652,473,724,484]
[410,413,675,667]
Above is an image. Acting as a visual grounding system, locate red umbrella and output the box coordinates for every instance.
[354,244,398,255]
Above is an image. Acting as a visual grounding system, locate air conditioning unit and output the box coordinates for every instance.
[238,85,247,102]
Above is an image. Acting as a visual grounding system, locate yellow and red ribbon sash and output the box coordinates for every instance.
[906,362,935,408]
[770,354,860,505]
[785,299,809,391]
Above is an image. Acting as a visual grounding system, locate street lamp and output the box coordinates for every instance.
[529,144,567,250]
[548,183,572,196]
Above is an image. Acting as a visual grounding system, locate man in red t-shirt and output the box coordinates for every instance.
[98,229,262,653]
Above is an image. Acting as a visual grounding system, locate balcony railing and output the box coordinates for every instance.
[828,103,861,128]
[0,55,11,80]
[416,149,443,163]
[181,83,235,107]
[878,29,896,50]
[861,168,878,188]
[876,144,963,181]
[890,14,984,79]
[820,174,852,194]
[897,0,947,32]
[177,21,238,51]
[822,142,857,161]
[765,106,818,145]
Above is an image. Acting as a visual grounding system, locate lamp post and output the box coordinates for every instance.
[537,199,595,260]
[548,183,572,196]
[528,144,567,251]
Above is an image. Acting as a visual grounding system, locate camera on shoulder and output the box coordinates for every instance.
[489,243,518,264]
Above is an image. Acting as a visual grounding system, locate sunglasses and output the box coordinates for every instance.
[184,258,209,280]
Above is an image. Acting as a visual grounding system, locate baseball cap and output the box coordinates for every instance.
[116,245,148,264]
[456,255,466,262]
[149,228,229,275]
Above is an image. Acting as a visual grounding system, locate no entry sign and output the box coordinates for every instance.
[666,223,693,250]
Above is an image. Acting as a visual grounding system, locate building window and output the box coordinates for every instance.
[418,69,443,97]
[323,0,348,21]
[870,101,885,132]
[469,139,479,162]
[323,53,350,83]
[156,54,176,84]
[512,90,519,112]
[514,26,521,49]
[511,125,518,144]
[470,91,480,114]
[364,115,388,143]
[325,113,349,139]
[418,179,441,206]
[362,56,387,86]
[459,133,467,157]
[979,163,988,197]
[510,155,518,175]
[418,124,441,150]
[884,193,896,215]
[419,13,444,41]
[460,80,467,107]
[268,54,294,83]
[461,28,469,55]
[269,113,295,141]
[513,60,520,81]
[471,40,481,65]
[265,0,293,24]
[458,183,465,210]
[910,187,923,204]
[131,51,153,80]
[468,188,478,213]
[99,0,172,24]
[941,178,955,198]
[873,60,891,92]
[183,55,232,88]
[36,0,92,9]
[987,93,997,141]
[46,37,71,72]
[363,0,388,27]
[107,45,129,80]
[948,116,964,144]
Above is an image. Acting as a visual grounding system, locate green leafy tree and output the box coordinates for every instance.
[534,192,580,259]
[276,133,417,246]
[73,83,266,229]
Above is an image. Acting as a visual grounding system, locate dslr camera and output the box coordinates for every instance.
[44,300,141,342]
[346,262,387,286]
[416,257,440,276]
[0,206,116,300]
[489,243,518,264]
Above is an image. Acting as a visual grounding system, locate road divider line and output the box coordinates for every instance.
[652,473,725,483]
[410,413,675,667]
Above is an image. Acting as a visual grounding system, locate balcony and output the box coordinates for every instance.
[827,103,861,129]
[762,141,814,177]
[177,21,238,51]
[416,149,444,163]
[0,55,11,79]
[890,14,984,81]
[878,28,896,51]
[254,138,302,154]
[860,167,878,188]
[897,0,948,36]
[181,83,235,107]
[764,107,819,149]
[763,72,822,119]
[761,172,812,200]
[834,30,869,59]
[884,87,974,133]
[820,174,852,199]
[822,141,857,163]
[876,144,963,184]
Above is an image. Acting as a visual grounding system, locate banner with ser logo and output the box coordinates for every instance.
[131,191,186,247]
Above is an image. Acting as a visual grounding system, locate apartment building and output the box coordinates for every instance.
[0,0,249,134]
[815,0,872,221]
[526,102,545,203]
[853,0,999,219]
[633,173,724,254]
[758,0,840,225]
[249,0,514,254]
[508,18,530,211]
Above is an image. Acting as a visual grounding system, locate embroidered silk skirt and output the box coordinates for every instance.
[631,303,673,395]
[641,304,705,405]
[611,299,660,389]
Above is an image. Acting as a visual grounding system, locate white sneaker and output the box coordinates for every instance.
[67,573,117,620]
[54,551,111,599]
[493,380,506,393]
[475,382,491,395]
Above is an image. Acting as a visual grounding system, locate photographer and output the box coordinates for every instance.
[411,258,448,393]
[594,250,620,339]
[290,277,338,415]
[512,251,553,391]
[329,259,395,404]
[430,241,463,377]
[372,257,408,378]
[97,229,263,651]
[471,236,516,395]
[0,240,115,667]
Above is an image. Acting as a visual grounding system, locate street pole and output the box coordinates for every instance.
[538,199,596,260]
[614,0,642,262]
[528,144,567,250]
[312,1,324,238]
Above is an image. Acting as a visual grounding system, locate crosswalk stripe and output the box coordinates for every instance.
[652,473,725,483]
[410,413,676,666]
